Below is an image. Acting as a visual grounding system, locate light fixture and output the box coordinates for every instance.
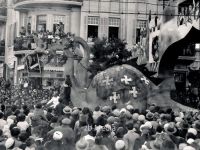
[195,43,200,50]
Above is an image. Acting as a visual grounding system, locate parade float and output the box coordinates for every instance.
[147,0,200,111]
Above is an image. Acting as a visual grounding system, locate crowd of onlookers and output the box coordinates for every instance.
[14,22,72,51]
[1,77,200,149]
[178,1,199,26]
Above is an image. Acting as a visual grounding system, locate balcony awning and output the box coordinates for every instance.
[43,65,64,72]
[14,0,83,9]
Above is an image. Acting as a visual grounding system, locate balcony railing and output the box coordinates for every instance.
[14,0,83,5]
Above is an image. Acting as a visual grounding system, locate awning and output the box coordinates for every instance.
[43,65,64,72]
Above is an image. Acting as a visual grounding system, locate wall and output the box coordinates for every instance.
[81,0,164,45]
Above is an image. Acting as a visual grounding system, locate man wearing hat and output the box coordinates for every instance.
[75,137,90,150]
[133,122,154,150]
[123,122,139,150]
[115,140,125,150]
[47,118,75,149]
[54,98,65,116]
[44,131,66,150]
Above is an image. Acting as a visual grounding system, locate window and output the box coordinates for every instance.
[87,16,99,42]
[109,18,120,39]
[27,17,31,34]
[53,15,65,34]
[37,15,47,32]
[136,20,147,44]
[137,20,147,28]
[109,18,120,27]
[88,16,99,25]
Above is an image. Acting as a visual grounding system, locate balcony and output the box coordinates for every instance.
[13,0,83,9]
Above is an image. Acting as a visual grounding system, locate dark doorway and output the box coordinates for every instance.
[109,27,119,40]
[136,28,141,44]
[88,25,98,41]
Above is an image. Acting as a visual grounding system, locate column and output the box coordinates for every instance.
[31,15,37,32]
[80,11,89,40]
[98,14,109,39]
[47,14,53,32]
[15,11,20,37]
[64,14,70,33]
[70,8,81,36]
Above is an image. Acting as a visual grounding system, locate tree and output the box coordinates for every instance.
[88,38,132,76]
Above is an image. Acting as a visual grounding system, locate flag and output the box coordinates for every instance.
[149,10,151,23]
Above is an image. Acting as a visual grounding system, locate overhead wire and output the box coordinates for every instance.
[1,0,198,18]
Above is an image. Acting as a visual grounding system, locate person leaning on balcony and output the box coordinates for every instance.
[188,4,194,23]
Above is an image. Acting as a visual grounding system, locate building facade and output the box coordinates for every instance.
[0,0,6,77]
[4,0,167,85]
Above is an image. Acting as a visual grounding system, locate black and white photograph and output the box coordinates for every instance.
[0,0,200,149]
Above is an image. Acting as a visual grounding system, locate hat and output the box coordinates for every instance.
[63,106,72,114]
[107,116,116,124]
[144,121,152,129]
[5,138,15,149]
[102,106,111,113]
[73,107,78,111]
[62,118,71,125]
[175,117,183,123]
[183,146,196,150]
[112,109,120,117]
[120,108,127,114]
[71,109,79,116]
[149,105,156,113]
[146,112,154,120]
[125,111,132,118]
[126,105,134,111]
[138,115,145,122]
[188,128,197,136]
[132,113,139,120]
[140,124,150,132]
[53,131,63,140]
[104,124,112,131]
[115,140,125,150]
[187,138,194,145]
[179,143,187,150]
[164,123,177,134]
[76,138,89,150]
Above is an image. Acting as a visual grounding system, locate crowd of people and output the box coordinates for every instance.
[14,22,72,51]
[1,77,200,149]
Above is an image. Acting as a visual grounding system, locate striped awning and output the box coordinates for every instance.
[43,65,64,72]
